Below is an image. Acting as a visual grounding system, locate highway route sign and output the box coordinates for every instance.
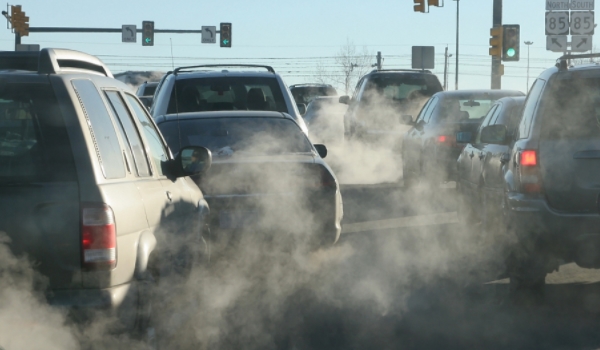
[570,11,595,35]
[571,35,593,51]
[546,35,568,52]
[201,26,216,44]
[546,11,570,35]
[122,25,136,43]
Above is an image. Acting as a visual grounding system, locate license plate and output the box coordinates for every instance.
[219,211,259,229]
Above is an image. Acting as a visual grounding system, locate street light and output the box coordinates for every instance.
[524,41,533,91]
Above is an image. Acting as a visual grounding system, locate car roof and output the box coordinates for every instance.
[154,110,292,123]
[171,70,279,80]
[366,69,434,76]
[290,83,334,88]
[433,89,524,99]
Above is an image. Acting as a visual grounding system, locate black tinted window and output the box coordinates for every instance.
[167,77,287,114]
[291,86,337,104]
[159,118,312,157]
[105,91,151,177]
[126,94,168,176]
[72,79,125,179]
[540,76,600,140]
[0,83,76,183]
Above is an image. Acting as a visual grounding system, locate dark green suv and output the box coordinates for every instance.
[0,49,211,335]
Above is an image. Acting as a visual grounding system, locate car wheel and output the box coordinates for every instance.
[504,222,548,305]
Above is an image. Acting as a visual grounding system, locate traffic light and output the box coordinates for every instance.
[220,23,232,48]
[10,5,29,37]
[427,0,442,6]
[489,26,502,58]
[414,0,426,13]
[142,21,154,46]
[502,24,520,61]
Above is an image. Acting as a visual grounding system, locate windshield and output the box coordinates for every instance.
[0,83,76,184]
[167,77,287,114]
[362,74,442,102]
[159,117,313,156]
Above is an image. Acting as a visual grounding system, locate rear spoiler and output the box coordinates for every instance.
[0,48,113,77]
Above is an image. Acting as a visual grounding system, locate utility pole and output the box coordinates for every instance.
[376,51,382,70]
[443,46,452,90]
[491,0,502,89]
[454,0,460,90]
[525,41,533,92]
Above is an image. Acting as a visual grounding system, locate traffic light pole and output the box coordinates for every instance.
[491,0,502,89]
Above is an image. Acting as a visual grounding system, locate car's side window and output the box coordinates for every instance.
[125,94,169,176]
[72,79,125,179]
[518,79,545,139]
[104,91,151,177]
[423,97,439,123]
[415,97,434,123]
[489,103,504,125]
[475,105,499,144]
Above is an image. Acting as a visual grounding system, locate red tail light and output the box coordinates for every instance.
[437,135,447,143]
[82,205,116,270]
[519,150,542,193]
[305,165,336,189]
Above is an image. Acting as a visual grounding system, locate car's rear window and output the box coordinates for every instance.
[0,83,76,183]
[363,74,442,102]
[540,76,600,140]
[291,86,337,104]
[167,77,287,114]
[159,117,312,156]
[435,97,498,123]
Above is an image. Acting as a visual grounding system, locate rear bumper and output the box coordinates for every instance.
[206,189,343,247]
[506,192,600,265]
[46,282,136,323]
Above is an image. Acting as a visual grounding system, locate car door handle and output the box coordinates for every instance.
[166,191,172,202]
[500,153,510,164]
[479,153,485,160]
[469,151,474,159]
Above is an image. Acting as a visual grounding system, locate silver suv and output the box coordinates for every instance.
[503,54,600,299]
[149,64,309,135]
[0,48,211,333]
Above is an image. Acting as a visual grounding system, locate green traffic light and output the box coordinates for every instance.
[506,48,516,57]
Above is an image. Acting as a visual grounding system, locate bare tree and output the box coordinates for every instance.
[312,39,374,95]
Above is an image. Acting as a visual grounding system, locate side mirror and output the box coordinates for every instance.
[339,95,350,105]
[480,124,508,145]
[314,144,328,158]
[177,146,212,177]
[456,131,473,144]
[297,103,307,116]
[400,115,414,125]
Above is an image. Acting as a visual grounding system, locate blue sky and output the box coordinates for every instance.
[1,0,594,93]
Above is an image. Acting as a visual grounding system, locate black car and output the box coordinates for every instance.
[339,69,443,141]
[156,111,343,250]
[500,55,600,298]
[456,96,525,228]
[401,89,524,186]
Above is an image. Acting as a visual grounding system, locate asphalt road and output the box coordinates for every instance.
[136,181,600,350]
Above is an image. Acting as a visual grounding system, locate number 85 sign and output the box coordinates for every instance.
[546,12,570,35]
[571,11,595,35]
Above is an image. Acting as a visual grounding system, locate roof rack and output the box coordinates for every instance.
[556,53,600,71]
[0,48,112,77]
[173,64,275,75]
[370,69,432,74]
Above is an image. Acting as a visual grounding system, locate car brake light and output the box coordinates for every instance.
[437,135,447,143]
[518,150,542,194]
[520,150,537,166]
[82,205,116,270]
[306,165,336,189]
